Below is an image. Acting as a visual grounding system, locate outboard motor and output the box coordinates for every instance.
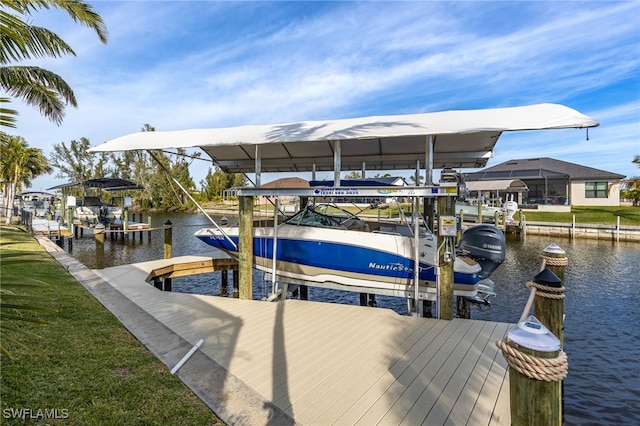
[504,194,518,223]
[458,224,506,279]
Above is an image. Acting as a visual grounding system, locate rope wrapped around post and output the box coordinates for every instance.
[525,281,566,300]
[496,340,568,382]
[541,254,568,267]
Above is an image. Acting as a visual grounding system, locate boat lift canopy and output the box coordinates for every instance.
[465,179,528,193]
[48,178,144,191]
[88,103,598,318]
[89,104,598,180]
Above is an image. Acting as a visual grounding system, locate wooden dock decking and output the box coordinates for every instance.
[31,218,71,237]
[92,255,512,425]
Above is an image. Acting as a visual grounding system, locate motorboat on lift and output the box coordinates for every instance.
[194,203,506,298]
[87,103,598,305]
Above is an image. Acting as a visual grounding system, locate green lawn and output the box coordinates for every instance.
[245,203,640,226]
[0,227,223,426]
[515,205,640,226]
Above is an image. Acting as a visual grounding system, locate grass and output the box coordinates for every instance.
[0,226,223,426]
[227,202,640,226]
[515,205,640,226]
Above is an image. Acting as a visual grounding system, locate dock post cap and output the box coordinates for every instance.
[533,269,562,288]
[509,315,561,352]
[543,243,565,255]
[164,220,173,226]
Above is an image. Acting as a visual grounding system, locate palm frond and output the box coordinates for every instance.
[0,275,52,359]
[0,65,76,125]
[0,11,76,63]
[0,97,18,129]
[5,0,108,43]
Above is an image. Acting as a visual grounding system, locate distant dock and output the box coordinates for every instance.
[31,218,71,237]
[43,246,513,425]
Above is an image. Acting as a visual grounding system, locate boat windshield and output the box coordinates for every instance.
[284,205,344,228]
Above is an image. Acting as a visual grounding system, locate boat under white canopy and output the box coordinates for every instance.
[465,179,529,192]
[89,103,598,174]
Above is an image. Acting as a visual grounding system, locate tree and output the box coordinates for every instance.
[200,166,247,202]
[344,171,362,180]
[408,174,424,185]
[619,156,640,207]
[0,134,51,221]
[0,0,108,128]
[49,137,111,196]
[621,178,640,206]
[106,124,203,211]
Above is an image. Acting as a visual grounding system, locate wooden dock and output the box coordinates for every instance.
[31,218,71,237]
[90,254,512,425]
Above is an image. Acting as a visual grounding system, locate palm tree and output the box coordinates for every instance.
[621,178,640,206]
[0,134,52,359]
[619,156,640,207]
[0,134,52,221]
[0,0,108,128]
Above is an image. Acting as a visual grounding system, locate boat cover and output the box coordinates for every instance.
[89,103,598,172]
[465,179,529,192]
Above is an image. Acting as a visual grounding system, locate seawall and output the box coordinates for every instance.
[522,221,640,242]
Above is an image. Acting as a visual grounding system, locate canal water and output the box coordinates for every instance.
[68,212,639,425]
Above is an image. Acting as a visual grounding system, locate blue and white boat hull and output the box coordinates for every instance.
[195,223,482,297]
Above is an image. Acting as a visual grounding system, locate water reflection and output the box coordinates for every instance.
[67,212,640,425]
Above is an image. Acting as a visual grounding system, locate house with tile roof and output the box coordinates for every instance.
[464,157,625,210]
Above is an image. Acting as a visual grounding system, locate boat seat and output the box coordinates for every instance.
[343,218,369,231]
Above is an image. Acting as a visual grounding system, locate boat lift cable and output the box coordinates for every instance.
[146,150,237,250]
[158,148,290,218]
[159,149,209,162]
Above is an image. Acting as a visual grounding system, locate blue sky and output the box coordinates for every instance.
[12,1,640,192]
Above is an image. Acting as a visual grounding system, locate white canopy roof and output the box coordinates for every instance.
[89,103,598,173]
[465,179,529,192]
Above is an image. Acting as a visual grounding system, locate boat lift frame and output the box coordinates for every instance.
[88,104,598,319]
[235,182,460,319]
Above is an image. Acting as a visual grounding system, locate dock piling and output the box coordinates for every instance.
[123,207,129,241]
[94,224,105,269]
[221,270,228,296]
[359,293,367,306]
[497,250,568,426]
[537,244,568,421]
[437,196,455,320]
[498,324,566,426]
[299,285,308,300]
[232,266,239,298]
[163,220,173,291]
[535,244,567,344]
[163,220,173,259]
[238,196,254,300]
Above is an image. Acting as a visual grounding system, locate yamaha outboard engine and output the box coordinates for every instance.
[458,224,506,279]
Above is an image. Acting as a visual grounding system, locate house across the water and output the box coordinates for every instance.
[464,157,625,211]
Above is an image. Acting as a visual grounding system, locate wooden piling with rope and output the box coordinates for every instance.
[495,243,568,426]
[496,336,567,426]
[536,244,567,344]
